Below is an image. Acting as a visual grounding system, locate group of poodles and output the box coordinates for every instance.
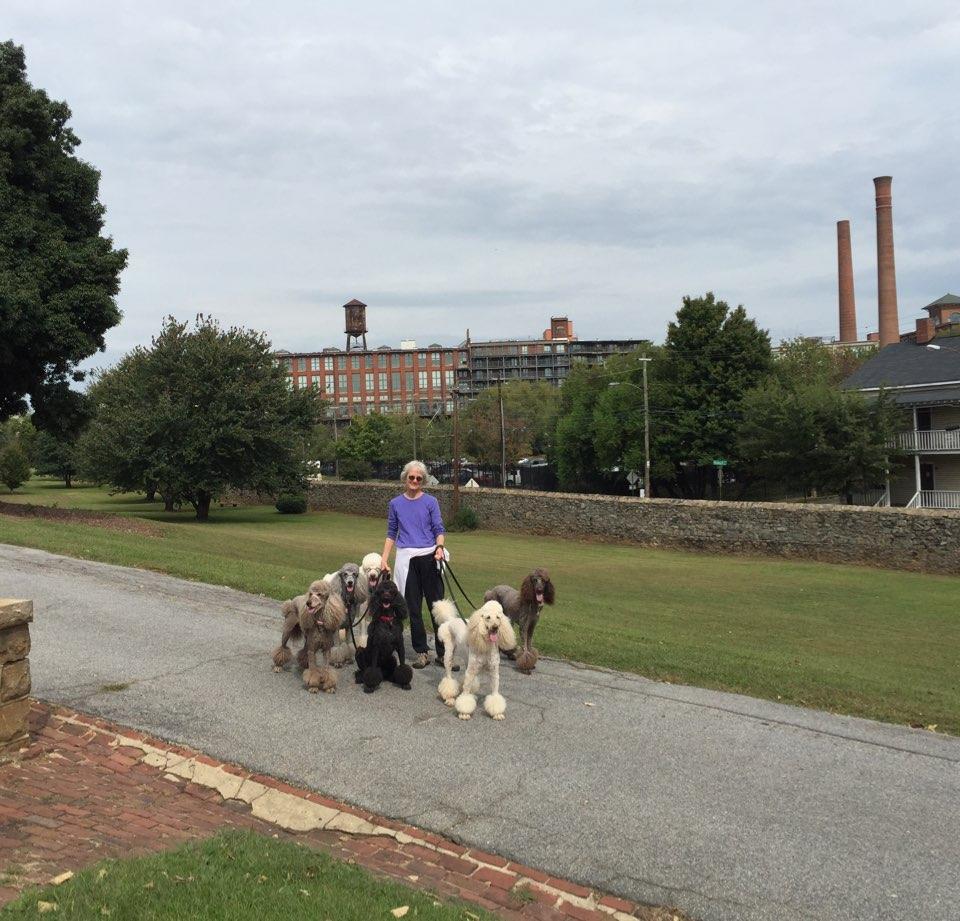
[271,552,555,722]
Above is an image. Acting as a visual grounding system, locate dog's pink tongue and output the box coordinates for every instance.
[536,592,544,603]
[488,630,498,644]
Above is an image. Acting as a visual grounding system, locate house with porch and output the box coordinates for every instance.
[843,294,960,509]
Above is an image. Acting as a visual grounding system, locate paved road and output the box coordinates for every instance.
[3,543,958,921]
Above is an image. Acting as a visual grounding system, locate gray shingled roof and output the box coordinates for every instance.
[842,335,960,390]
[925,293,960,309]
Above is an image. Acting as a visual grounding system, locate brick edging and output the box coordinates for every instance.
[14,700,691,921]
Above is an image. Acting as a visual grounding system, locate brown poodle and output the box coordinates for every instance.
[483,568,554,673]
[272,579,346,693]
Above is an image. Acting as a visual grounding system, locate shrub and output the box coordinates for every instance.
[449,505,479,531]
[338,457,372,481]
[275,494,307,514]
[0,444,31,492]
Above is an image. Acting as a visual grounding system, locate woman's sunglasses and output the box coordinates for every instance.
[407,475,423,482]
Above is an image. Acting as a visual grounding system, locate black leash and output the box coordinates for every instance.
[439,558,478,614]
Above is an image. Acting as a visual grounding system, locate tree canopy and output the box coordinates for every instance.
[79,316,322,520]
[0,41,127,420]
[462,380,560,465]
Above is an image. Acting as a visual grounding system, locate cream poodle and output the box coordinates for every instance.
[432,598,516,720]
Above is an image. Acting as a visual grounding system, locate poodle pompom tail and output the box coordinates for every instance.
[432,598,460,625]
[516,649,538,673]
[455,692,477,720]
[484,692,506,720]
[272,646,292,669]
[438,676,460,703]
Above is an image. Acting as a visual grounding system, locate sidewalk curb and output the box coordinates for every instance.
[20,701,687,921]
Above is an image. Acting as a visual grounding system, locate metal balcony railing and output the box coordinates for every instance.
[895,429,960,452]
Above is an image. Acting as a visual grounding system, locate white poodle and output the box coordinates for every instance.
[432,598,516,721]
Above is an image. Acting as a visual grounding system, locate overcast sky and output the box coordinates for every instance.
[8,1,960,367]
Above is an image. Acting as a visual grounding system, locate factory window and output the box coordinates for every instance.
[404,353,413,368]
[324,356,333,370]
[391,353,400,368]
[337,374,347,391]
[432,371,441,388]
[351,373,360,393]
[391,372,401,391]
[445,370,454,386]
[405,372,414,391]
[419,371,428,389]
[297,375,307,388]
[310,356,320,371]
[379,372,387,391]
[378,353,387,368]
[365,373,374,390]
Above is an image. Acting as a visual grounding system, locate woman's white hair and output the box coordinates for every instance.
[401,460,428,484]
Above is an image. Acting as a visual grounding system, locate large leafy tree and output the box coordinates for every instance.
[774,337,872,389]
[0,41,127,419]
[80,316,321,520]
[654,293,772,496]
[463,381,560,465]
[738,383,901,496]
[30,376,91,487]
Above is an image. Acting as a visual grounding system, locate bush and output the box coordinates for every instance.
[449,505,479,531]
[275,494,307,514]
[0,443,31,492]
[338,457,372,481]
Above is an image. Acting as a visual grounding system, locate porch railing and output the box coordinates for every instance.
[895,429,960,452]
[905,490,960,509]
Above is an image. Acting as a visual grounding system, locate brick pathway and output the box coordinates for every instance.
[0,701,690,921]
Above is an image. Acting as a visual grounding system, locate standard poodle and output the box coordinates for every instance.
[433,598,515,720]
[484,568,554,674]
[271,579,346,693]
[354,578,413,693]
[326,562,370,666]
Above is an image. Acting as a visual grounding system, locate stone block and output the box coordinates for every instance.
[0,697,31,743]
[1,659,31,702]
[0,623,31,665]
[0,599,33,630]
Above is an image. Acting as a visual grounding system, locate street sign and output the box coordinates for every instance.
[712,458,728,467]
[626,470,640,485]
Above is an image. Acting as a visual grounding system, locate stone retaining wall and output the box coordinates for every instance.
[0,599,32,760]
[306,482,960,574]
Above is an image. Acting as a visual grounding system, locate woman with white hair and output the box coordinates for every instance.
[380,460,449,669]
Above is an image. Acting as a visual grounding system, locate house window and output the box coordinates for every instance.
[917,408,932,431]
[379,372,388,391]
[418,371,428,390]
[365,372,374,390]
[310,356,320,371]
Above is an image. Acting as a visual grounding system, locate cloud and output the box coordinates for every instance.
[5,0,960,370]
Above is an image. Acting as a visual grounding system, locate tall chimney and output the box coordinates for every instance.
[837,220,857,342]
[874,176,899,347]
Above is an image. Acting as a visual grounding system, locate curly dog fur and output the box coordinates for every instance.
[272,579,346,693]
[433,598,515,720]
[354,578,413,694]
[326,562,371,667]
[484,568,554,674]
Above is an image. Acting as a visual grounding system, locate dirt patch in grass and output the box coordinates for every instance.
[0,501,163,538]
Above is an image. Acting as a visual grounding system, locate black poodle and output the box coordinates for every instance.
[354,578,413,693]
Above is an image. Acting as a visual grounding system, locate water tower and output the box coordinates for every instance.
[343,298,368,351]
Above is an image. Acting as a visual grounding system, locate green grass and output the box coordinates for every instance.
[2,479,959,734]
[0,829,495,919]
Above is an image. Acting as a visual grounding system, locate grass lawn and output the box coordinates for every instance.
[2,479,959,734]
[0,829,496,919]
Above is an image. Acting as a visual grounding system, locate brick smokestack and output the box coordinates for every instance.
[874,176,899,347]
[837,220,857,342]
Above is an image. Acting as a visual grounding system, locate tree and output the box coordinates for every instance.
[738,382,901,496]
[0,414,37,462]
[774,338,872,389]
[79,316,322,520]
[30,377,91,487]
[463,381,560,464]
[654,293,773,497]
[0,42,127,420]
[0,442,30,492]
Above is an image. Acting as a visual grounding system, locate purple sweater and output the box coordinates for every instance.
[387,493,445,549]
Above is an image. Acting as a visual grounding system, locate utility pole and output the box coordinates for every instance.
[452,390,461,516]
[412,416,417,459]
[640,356,652,499]
[332,410,340,479]
[497,378,506,488]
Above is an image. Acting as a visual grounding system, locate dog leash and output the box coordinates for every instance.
[439,558,478,614]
